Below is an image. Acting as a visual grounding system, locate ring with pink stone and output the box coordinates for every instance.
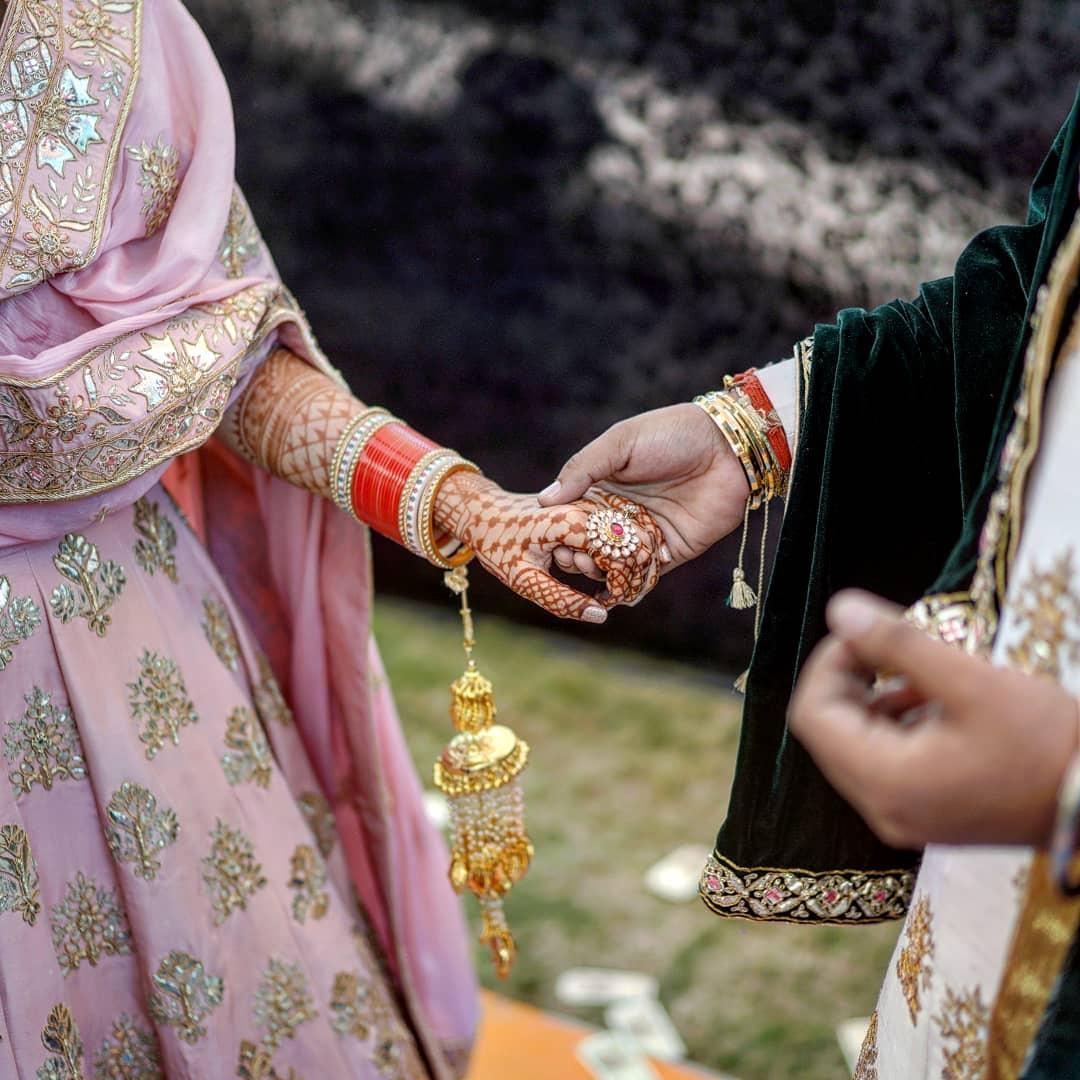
[585,505,642,560]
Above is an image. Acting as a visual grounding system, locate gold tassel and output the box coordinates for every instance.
[727,499,758,610]
[434,565,533,978]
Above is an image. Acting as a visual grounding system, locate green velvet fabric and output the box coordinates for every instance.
[714,85,1080,880]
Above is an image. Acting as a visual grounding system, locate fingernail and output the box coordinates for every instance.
[828,592,879,640]
[582,605,607,624]
[659,543,672,564]
[538,481,561,501]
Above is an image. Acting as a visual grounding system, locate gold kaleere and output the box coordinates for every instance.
[434,565,533,978]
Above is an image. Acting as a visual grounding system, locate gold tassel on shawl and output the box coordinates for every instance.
[434,566,533,978]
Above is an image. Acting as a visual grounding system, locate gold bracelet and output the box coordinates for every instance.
[399,449,461,558]
[419,458,481,569]
[330,408,396,520]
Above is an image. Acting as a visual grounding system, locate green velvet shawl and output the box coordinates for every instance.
[709,86,1080,916]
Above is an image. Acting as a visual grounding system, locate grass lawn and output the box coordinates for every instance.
[375,597,899,1080]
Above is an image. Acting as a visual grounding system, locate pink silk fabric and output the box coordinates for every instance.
[0,0,478,1074]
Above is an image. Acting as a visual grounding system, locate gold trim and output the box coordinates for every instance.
[699,851,914,924]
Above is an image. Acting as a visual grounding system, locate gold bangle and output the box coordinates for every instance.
[399,449,460,558]
[419,458,481,569]
[330,408,397,520]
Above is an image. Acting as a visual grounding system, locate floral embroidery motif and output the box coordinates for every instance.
[329,971,419,1078]
[50,870,133,975]
[219,187,262,279]
[288,843,329,923]
[253,958,318,1051]
[104,781,179,881]
[329,971,375,1040]
[93,1013,163,1079]
[897,894,934,1025]
[4,685,87,796]
[236,1042,301,1080]
[202,819,267,925]
[298,791,336,859]
[221,706,273,788]
[934,985,989,1079]
[128,649,198,758]
[253,654,293,727]
[851,1010,878,1080]
[38,1002,85,1080]
[0,574,42,669]
[33,64,102,176]
[201,595,238,671]
[0,821,41,925]
[66,1,131,59]
[1006,549,1080,679]
[126,137,178,236]
[132,497,178,582]
[698,852,914,923]
[50,532,126,636]
[147,950,224,1045]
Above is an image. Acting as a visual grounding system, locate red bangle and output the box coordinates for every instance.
[351,423,440,542]
[725,369,792,474]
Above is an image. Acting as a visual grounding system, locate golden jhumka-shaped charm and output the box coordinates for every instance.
[434,566,533,978]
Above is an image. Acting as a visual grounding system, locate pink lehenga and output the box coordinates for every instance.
[0,1,478,1077]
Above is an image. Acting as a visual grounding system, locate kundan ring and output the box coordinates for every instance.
[585,505,642,560]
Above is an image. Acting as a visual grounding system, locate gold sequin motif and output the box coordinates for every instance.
[5,686,87,797]
[93,1013,164,1079]
[1006,548,1080,678]
[329,971,419,1078]
[253,958,318,1051]
[934,985,989,1080]
[288,843,329,923]
[148,950,224,1045]
[132,498,179,583]
[201,595,239,671]
[126,139,180,237]
[0,822,41,925]
[0,575,42,670]
[896,894,934,1025]
[253,654,294,727]
[219,188,264,279]
[298,791,336,858]
[38,1002,85,1080]
[50,533,126,637]
[50,871,133,976]
[236,1041,301,1080]
[104,781,179,881]
[221,706,273,788]
[202,819,267,925]
[128,649,198,759]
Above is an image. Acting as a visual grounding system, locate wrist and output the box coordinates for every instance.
[434,471,498,542]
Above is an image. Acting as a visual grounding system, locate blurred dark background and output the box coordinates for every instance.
[188,0,1080,669]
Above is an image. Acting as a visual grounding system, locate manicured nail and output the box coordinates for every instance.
[582,605,607,624]
[659,543,672,564]
[538,481,561,501]
[828,592,879,640]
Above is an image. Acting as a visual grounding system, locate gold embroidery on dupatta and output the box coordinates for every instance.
[298,791,336,859]
[0,0,142,293]
[0,574,41,669]
[49,869,133,974]
[147,950,224,1045]
[219,187,263,279]
[0,820,40,924]
[104,780,179,881]
[934,985,989,1080]
[287,843,328,923]
[1004,548,1080,679]
[201,594,239,671]
[201,818,267,925]
[896,893,935,1025]
[128,648,198,758]
[4,685,86,795]
[132,496,178,582]
[221,706,272,788]
[39,1002,85,1080]
[699,851,913,924]
[49,532,126,636]
[236,1042,301,1080]
[253,958,318,1051]
[126,137,178,236]
[851,1010,878,1080]
[93,1013,163,1079]
[329,971,425,1079]
[254,654,293,728]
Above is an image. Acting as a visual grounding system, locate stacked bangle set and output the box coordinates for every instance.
[693,369,791,507]
[330,407,477,569]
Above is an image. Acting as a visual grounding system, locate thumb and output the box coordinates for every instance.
[826,589,978,699]
[538,424,630,506]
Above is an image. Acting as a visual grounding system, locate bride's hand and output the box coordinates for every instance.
[433,473,664,622]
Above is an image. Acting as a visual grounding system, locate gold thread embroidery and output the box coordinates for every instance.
[132,497,178,582]
[298,791,336,859]
[104,780,179,881]
[253,958,318,1051]
[896,893,934,1025]
[92,1013,163,1079]
[50,869,133,975]
[39,1002,85,1080]
[699,851,913,924]
[147,950,224,1045]
[905,591,988,655]
[851,1010,878,1080]
[0,574,42,669]
[236,1042,301,1080]
[329,971,423,1078]
[935,985,989,1079]
[287,843,328,923]
[1005,548,1080,679]
[330,971,374,1040]
[253,654,293,728]
[50,532,126,636]
[0,820,41,924]
[221,706,272,788]
[125,137,178,237]
[219,187,263,279]
[128,648,198,759]
[201,818,267,925]
[5,685,86,796]
[201,594,238,671]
